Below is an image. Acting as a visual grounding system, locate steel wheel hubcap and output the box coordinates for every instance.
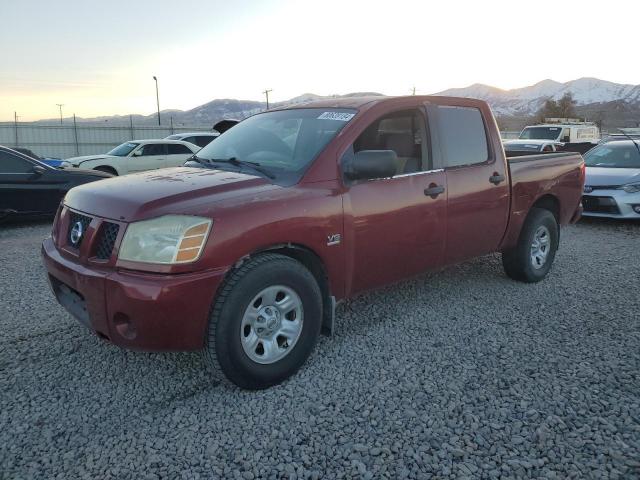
[530,225,551,269]
[240,285,303,364]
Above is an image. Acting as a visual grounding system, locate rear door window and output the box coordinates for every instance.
[168,144,193,155]
[437,106,489,168]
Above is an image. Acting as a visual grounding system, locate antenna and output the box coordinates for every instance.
[617,128,640,158]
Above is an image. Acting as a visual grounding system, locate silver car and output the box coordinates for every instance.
[582,140,640,219]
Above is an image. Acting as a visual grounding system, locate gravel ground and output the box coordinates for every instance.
[1,218,639,479]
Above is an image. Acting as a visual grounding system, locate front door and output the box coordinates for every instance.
[344,108,447,294]
[428,104,510,264]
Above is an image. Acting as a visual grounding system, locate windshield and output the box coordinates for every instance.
[195,108,357,182]
[519,127,562,141]
[584,142,640,168]
[107,142,139,156]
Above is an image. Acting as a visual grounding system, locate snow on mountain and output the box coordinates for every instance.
[45,78,637,126]
[434,77,640,115]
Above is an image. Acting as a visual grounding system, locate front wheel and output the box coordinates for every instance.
[204,253,322,389]
[502,208,559,283]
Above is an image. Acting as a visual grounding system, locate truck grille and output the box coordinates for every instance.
[582,196,621,215]
[95,222,120,260]
[67,212,92,248]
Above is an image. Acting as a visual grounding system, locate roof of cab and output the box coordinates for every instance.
[272,95,490,111]
[130,139,197,144]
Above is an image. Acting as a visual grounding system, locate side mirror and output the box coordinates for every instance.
[132,149,142,157]
[344,150,398,181]
[32,165,46,176]
[562,136,570,143]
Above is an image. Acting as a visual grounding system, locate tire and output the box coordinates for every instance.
[94,166,117,176]
[502,207,559,283]
[204,253,322,389]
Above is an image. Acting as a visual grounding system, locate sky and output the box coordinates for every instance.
[2,0,639,121]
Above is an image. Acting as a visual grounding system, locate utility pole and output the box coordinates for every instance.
[153,76,161,125]
[14,112,19,146]
[263,89,273,110]
[56,104,64,124]
[411,86,416,96]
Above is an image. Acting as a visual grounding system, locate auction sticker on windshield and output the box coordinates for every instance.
[317,112,355,121]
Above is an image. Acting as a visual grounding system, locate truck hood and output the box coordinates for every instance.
[64,167,275,222]
[585,167,640,187]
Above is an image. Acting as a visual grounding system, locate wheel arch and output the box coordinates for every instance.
[531,194,560,223]
[93,165,119,176]
[229,243,335,336]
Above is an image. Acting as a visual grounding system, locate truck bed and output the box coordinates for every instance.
[501,151,584,250]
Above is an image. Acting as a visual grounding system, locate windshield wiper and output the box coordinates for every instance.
[189,155,210,166]
[210,157,275,179]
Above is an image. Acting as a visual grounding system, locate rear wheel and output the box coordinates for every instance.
[204,253,322,389]
[502,207,559,283]
[94,166,117,175]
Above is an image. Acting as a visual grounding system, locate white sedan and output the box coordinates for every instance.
[60,139,199,176]
[582,139,640,219]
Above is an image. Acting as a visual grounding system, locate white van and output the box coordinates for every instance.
[518,121,600,145]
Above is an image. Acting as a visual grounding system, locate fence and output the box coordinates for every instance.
[0,121,213,159]
[1,121,526,160]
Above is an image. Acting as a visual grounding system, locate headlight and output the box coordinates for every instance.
[621,182,640,194]
[118,215,212,264]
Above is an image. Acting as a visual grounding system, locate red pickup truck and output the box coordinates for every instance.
[42,96,584,389]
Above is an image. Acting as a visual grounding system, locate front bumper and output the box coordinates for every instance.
[42,237,227,351]
[582,190,640,219]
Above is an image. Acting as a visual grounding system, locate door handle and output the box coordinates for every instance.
[489,173,505,185]
[424,184,445,198]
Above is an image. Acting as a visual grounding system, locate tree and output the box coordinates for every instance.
[538,92,577,120]
[557,92,577,118]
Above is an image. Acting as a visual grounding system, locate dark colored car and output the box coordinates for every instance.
[11,147,65,168]
[0,146,112,221]
[42,96,584,389]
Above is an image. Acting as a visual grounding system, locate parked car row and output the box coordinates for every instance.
[502,123,640,219]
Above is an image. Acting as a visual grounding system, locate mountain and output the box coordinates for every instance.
[35,78,639,130]
[59,92,384,127]
[434,77,640,117]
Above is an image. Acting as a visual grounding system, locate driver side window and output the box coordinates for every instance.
[353,109,429,175]
[0,151,33,173]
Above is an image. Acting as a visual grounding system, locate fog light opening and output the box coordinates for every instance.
[113,312,137,340]
[632,205,640,214]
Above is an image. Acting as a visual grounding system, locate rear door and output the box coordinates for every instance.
[428,103,510,264]
[131,143,167,171]
[166,143,195,167]
[344,108,447,294]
